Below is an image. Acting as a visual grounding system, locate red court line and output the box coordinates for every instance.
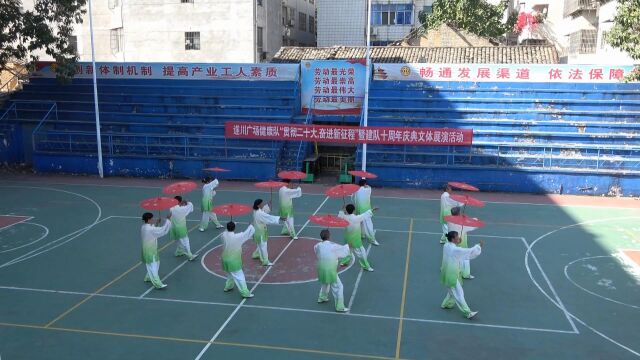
[0,215,33,230]
[623,250,640,267]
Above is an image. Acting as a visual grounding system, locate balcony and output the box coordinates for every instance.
[569,29,597,55]
[564,0,598,17]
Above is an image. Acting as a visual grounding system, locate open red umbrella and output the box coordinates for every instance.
[326,183,360,206]
[212,203,252,222]
[255,180,288,203]
[278,170,307,180]
[348,170,378,179]
[309,214,349,228]
[444,215,485,228]
[448,181,479,192]
[140,197,179,211]
[450,194,485,208]
[203,167,231,172]
[162,181,198,195]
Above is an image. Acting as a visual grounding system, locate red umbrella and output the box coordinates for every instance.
[348,170,378,179]
[309,214,349,228]
[450,194,485,208]
[326,183,360,206]
[278,170,307,180]
[212,203,252,222]
[255,180,288,203]
[444,215,485,228]
[140,197,179,211]
[162,181,198,195]
[203,167,231,172]
[448,181,479,192]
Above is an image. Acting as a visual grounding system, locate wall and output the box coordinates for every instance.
[317,0,366,46]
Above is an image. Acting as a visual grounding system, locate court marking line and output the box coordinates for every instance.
[524,216,640,357]
[0,284,576,335]
[346,244,371,312]
[2,179,637,209]
[0,215,34,231]
[563,255,640,310]
[0,321,398,360]
[44,221,199,328]
[395,218,413,359]
[520,237,579,333]
[0,222,49,254]
[194,196,330,360]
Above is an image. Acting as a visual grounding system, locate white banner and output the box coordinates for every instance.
[373,63,636,83]
[33,62,299,81]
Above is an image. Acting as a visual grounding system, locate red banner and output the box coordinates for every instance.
[225,121,472,146]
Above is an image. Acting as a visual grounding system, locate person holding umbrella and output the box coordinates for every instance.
[447,206,477,279]
[199,177,224,232]
[441,230,484,319]
[439,184,464,244]
[251,199,285,266]
[338,204,374,271]
[170,195,197,261]
[141,212,172,289]
[279,179,302,240]
[221,221,256,298]
[315,229,351,312]
[352,178,379,246]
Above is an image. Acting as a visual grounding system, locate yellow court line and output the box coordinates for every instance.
[0,322,398,360]
[44,223,199,328]
[395,218,413,359]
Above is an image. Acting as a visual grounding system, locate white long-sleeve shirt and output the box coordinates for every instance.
[202,179,219,201]
[170,202,194,229]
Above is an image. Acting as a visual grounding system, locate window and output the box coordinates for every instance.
[309,15,315,34]
[108,0,119,9]
[600,31,610,50]
[257,0,262,6]
[110,27,123,53]
[257,26,264,54]
[181,0,194,3]
[185,32,200,50]
[422,5,432,15]
[283,6,295,27]
[299,12,307,31]
[371,4,413,25]
[569,30,597,55]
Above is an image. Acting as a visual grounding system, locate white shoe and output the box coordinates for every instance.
[156,284,168,289]
[336,307,349,313]
[243,293,255,298]
[199,228,205,232]
[293,236,298,240]
[467,311,478,319]
[365,267,374,272]
[463,275,475,279]
[188,254,199,261]
[370,239,380,246]
[216,224,224,229]
[264,262,274,266]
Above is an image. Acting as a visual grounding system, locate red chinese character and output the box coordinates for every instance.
[458,67,470,78]
[266,67,277,77]
[206,67,218,77]
[323,68,330,76]
[222,67,233,76]
[191,66,203,76]
[348,87,355,94]
[322,78,330,85]
[99,65,110,75]
[331,86,338,94]
[497,68,510,79]
[438,67,452,78]
[127,66,138,76]
[589,68,603,80]
[140,66,152,76]
[549,68,562,79]
[477,68,491,78]
[85,65,93,75]
[347,78,355,85]
[162,66,174,76]
[315,68,321,76]
[314,86,321,94]
[112,65,124,75]
[419,67,434,78]
[516,68,529,79]
[331,68,338,76]
[339,86,346,94]
[75,65,83,75]
[339,78,346,85]
[568,69,583,80]
[340,68,347,75]
[348,68,355,76]
[609,68,624,80]
[251,67,262,77]
[177,66,189,76]
[314,77,321,85]
[331,77,338,85]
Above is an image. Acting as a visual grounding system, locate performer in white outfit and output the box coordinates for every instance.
[315,229,351,312]
[352,179,379,246]
[170,196,197,261]
[140,212,172,289]
[440,231,484,319]
[221,222,256,298]
[439,184,464,243]
[199,177,224,231]
[446,207,477,279]
[338,204,374,271]
[251,199,284,266]
[278,179,302,240]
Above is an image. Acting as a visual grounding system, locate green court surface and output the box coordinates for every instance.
[0,176,639,359]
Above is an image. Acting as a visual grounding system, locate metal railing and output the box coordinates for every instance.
[31,102,58,150]
[0,103,17,123]
[563,0,598,17]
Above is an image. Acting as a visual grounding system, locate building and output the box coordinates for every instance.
[514,0,634,64]
[22,0,316,63]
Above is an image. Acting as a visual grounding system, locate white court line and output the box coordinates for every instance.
[0,284,575,335]
[0,216,34,231]
[521,237,579,333]
[194,196,330,360]
[137,231,225,298]
[2,179,636,209]
[0,223,49,254]
[298,224,525,239]
[346,244,372,312]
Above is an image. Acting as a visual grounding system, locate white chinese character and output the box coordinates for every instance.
[441,131,449,143]
[425,131,433,142]
[434,131,441,142]
[358,129,366,140]
[233,125,241,135]
[259,126,267,137]
[252,126,260,136]
[348,129,355,140]
[319,128,327,139]
[283,126,290,137]
[410,131,418,142]
[402,131,410,141]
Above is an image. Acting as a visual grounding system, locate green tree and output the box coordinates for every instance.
[0,0,86,80]
[605,0,640,81]
[419,0,516,40]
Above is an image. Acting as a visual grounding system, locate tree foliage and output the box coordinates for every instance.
[0,0,86,80]
[605,0,640,81]
[419,0,516,40]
